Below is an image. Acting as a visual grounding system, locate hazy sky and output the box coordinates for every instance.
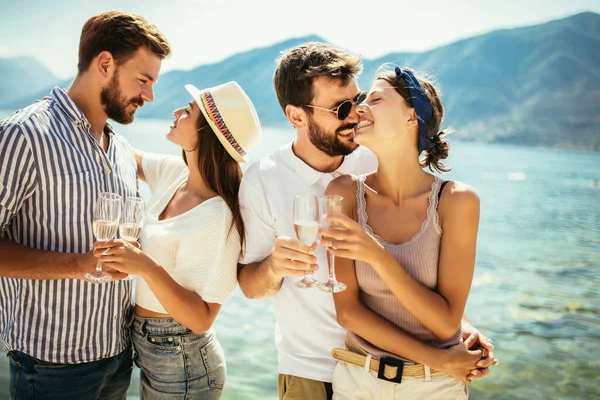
[1,0,598,79]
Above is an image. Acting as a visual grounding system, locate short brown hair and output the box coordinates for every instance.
[376,66,451,173]
[77,11,171,73]
[273,42,362,113]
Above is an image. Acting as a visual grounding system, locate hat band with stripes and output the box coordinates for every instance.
[200,91,247,157]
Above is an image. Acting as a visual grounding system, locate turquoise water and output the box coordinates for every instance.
[1,115,599,399]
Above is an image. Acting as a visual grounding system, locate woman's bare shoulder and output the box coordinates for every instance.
[439,180,480,217]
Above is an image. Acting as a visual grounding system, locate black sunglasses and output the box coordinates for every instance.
[306,91,367,120]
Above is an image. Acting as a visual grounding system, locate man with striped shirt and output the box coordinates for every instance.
[0,12,170,399]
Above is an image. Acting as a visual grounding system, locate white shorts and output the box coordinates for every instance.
[332,361,469,400]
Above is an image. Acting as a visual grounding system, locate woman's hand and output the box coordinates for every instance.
[318,214,385,264]
[434,341,482,383]
[94,239,158,276]
[463,326,499,380]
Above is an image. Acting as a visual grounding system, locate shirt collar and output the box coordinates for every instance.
[279,142,357,186]
[50,86,114,136]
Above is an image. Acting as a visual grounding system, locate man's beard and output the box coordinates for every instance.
[307,116,358,157]
[100,71,144,125]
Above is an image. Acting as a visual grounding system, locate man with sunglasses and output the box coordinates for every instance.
[237,42,495,400]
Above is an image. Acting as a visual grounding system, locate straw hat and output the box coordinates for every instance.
[185,81,262,163]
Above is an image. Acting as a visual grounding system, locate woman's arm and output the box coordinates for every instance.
[133,149,146,182]
[141,262,221,333]
[322,181,480,341]
[372,182,479,340]
[324,177,481,382]
[334,254,481,382]
[96,239,220,334]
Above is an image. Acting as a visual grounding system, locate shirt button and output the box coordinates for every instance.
[105,168,112,174]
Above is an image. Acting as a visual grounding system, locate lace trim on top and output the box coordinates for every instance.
[356,174,442,248]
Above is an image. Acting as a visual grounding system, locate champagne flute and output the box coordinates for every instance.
[293,193,320,289]
[319,195,347,293]
[119,196,145,281]
[84,192,121,283]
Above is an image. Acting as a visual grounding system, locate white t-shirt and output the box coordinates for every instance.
[135,153,240,313]
[239,142,378,382]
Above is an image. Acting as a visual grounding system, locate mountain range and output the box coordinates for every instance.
[1,12,598,151]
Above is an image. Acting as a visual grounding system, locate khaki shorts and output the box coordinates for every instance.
[278,374,333,400]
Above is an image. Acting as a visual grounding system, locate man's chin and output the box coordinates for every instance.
[110,113,136,125]
[344,141,360,153]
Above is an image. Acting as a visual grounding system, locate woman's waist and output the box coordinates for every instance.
[135,304,172,319]
[134,276,181,315]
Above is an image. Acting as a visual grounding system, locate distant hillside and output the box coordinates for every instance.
[2,13,599,151]
[360,11,600,151]
[0,56,59,108]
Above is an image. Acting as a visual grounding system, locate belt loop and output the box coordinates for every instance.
[364,354,372,372]
[424,365,431,382]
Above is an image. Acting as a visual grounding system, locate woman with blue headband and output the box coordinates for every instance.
[319,66,484,398]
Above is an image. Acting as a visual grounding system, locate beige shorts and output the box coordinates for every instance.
[332,361,468,400]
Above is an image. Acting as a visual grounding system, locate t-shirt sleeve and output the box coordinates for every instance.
[174,201,241,305]
[0,121,38,234]
[141,153,185,192]
[238,173,277,264]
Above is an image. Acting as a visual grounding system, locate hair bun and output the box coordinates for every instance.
[434,134,449,160]
[422,131,451,173]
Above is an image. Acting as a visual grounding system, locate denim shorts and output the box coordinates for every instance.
[132,315,226,400]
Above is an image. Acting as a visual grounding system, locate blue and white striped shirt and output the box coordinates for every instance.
[0,87,138,364]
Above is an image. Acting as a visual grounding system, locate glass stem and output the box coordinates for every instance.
[96,260,102,273]
[328,250,336,281]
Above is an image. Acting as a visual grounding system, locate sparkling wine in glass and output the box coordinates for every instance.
[293,193,320,289]
[85,192,122,283]
[319,195,347,293]
[119,196,145,281]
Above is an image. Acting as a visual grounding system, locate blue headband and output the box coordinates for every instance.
[394,66,434,152]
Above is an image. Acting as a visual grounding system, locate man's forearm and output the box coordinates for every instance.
[0,238,85,280]
[237,257,283,299]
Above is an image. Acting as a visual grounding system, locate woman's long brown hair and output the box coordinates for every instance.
[182,112,245,250]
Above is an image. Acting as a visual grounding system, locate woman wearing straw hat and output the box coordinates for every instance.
[95,81,262,399]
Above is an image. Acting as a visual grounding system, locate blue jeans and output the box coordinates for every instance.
[132,315,226,399]
[8,346,133,400]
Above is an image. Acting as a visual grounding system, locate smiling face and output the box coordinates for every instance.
[304,76,362,157]
[354,78,418,150]
[166,100,203,150]
[100,46,161,124]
